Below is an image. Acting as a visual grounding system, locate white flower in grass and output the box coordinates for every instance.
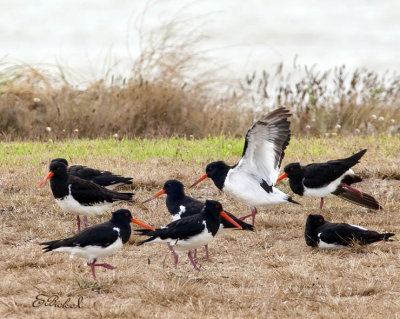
[391,119,396,123]
[354,128,361,134]
[378,116,384,121]
[113,133,119,139]
[305,125,311,129]
[45,126,52,132]
[371,114,377,120]
[335,124,341,129]
[74,129,79,133]
[33,97,41,103]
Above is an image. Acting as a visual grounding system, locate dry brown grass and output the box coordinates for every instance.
[1,138,400,318]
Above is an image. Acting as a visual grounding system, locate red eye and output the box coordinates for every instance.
[167,184,171,187]
[125,212,129,216]
[319,218,323,223]
[214,204,219,209]
[290,167,294,171]
[207,167,212,171]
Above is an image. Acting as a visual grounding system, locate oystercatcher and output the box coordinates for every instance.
[276,149,381,210]
[305,214,394,248]
[38,161,134,232]
[142,179,253,263]
[136,200,242,270]
[40,209,154,280]
[190,108,299,226]
[51,158,133,190]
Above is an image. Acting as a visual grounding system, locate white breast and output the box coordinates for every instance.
[304,169,354,198]
[53,237,124,262]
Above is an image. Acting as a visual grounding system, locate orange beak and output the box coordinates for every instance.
[220,211,242,229]
[189,173,208,188]
[38,171,55,187]
[141,189,166,204]
[276,172,288,183]
[131,218,155,231]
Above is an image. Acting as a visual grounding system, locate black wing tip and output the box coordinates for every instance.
[288,196,301,205]
[383,233,395,241]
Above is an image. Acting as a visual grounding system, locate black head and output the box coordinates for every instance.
[204,199,223,216]
[163,180,185,195]
[49,160,68,177]
[283,162,302,177]
[110,209,133,224]
[306,214,325,229]
[205,161,229,179]
[51,158,69,166]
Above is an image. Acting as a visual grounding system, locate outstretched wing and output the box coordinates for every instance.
[237,107,291,186]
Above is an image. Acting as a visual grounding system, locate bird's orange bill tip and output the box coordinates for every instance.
[189,174,208,188]
[220,211,242,230]
[131,218,155,231]
[276,172,288,183]
[141,189,166,204]
[38,171,55,187]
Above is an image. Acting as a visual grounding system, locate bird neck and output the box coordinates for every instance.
[204,211,221,236]
[50,175,70,198]
[304,224,318,247]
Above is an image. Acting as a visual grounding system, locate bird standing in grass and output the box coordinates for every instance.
[142,179,253,263]
[305,214,394,248]
[51,158,133,190]
[40,209,154,280]
[136,200,242,270]
[38,160,134,232]
[190,107,299,226]
[276,149,381,210]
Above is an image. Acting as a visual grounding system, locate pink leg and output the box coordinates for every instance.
[204,245,209,261]
[319,198,324,210]
[87,262,116,280]
[341,183,363,197]
[251,207,258,226]
[193,249,197,260]
[239,207,258,224]
[76,215,81,232]
[167,243,179,267]
[187,250,199,271]
[83,216,88,229]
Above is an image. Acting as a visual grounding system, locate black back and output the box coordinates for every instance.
[47,161,133,204]
[41,209,133,251]
[51,158,133,188]
[305,214,394,247]
[162,180,253,230]
[284,149,367,192]
[137,200,226,244]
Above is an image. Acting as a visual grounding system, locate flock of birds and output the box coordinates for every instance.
[37,107,395,280]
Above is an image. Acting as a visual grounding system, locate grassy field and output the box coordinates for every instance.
[1,136,400,318]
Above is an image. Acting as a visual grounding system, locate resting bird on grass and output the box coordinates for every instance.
[51,158,133,190]
[38,160,134,232]
[40,209,154,280]
[136,200,242,270]
[305,214,394,248]
[190,107,299,226]
[142,179,254,264]
[277,149,381,210]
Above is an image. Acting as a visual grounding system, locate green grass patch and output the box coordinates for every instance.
[1,135,400,169]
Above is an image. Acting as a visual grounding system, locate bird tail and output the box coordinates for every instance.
[135,229,160,245]
[343,149,367,166]
[111,191,134,202]
[40,239,67,252]
[221,211,254,231]
[333,186,382,210]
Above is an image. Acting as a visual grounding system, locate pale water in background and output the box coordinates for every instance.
[1,0,399,83]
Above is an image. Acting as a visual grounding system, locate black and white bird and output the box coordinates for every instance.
[276,149,381,210]
[38,161,134,232]
[305,214,394,248]
[190,108,299,226]
[136,200,242,270]
[51,158,133,190]
[40,209,154,280]
[142,179,253,263]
